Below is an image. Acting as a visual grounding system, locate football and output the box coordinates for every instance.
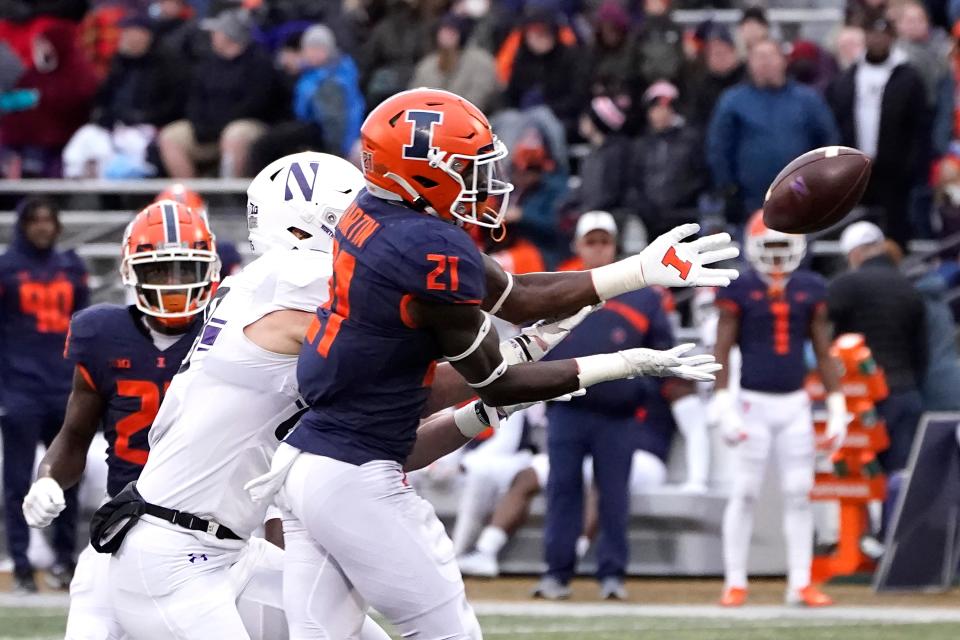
[762,146,872,234]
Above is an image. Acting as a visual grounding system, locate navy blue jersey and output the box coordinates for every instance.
[290,191,486,465]
[65,304,200,496]
[633,379,676,463]
[716,267,826,393]
[0,246,87,395]
[546,287,674,417]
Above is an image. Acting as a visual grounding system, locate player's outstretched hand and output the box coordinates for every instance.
[501,304,601,365]
[621,343,722,382]
[23,477,65,528]
[591,224,740,298]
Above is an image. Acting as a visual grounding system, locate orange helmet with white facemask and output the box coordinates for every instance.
[745,210,806,276]
[359,88,513,228]
[154,184,208,219]
[120,201,220,328]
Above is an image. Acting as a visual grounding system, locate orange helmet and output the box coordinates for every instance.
[359,88,513,228]
[745,210,806,275]
[154,184,207,219]
[120,201,220,328]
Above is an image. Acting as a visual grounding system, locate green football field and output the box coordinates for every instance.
[2,602,960,639]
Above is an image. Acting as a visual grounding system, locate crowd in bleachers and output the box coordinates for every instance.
[3,0,960,264]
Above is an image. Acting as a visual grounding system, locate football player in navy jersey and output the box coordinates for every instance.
[711,211,847,608]
[0,197,88,593]
[277,88,739,639]
[22,201,218,638]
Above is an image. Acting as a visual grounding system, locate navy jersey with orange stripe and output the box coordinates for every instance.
[715,267,825,393]
[291,190,486,465]
[544,288,674,417]
[65,304,200,496]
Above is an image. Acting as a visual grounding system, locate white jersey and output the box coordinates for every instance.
[135,249,330,545]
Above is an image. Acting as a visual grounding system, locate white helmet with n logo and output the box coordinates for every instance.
[246,152,364,254]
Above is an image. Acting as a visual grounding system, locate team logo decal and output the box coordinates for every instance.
[402,110,443,161]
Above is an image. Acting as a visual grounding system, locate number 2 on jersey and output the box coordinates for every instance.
[426,254,459,291]
[115,380,167,465]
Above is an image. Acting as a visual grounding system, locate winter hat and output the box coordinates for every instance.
[643,80,679,108]
[301,24,338,56]
[596,1,631,32]
[586,95,627,134]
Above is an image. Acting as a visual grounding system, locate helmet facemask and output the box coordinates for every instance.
[746,233,806,276]
[121,249,219,327]
[426,137,513,228]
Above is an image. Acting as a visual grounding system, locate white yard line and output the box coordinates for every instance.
[471,601,960,624]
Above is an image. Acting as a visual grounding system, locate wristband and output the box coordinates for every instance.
[574,353,631,388]
[453,401,493,438]
[591,258,646,301]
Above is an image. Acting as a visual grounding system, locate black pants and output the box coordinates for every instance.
[1,389,78,574]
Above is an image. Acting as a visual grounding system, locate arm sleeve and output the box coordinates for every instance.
[65,311,102,392]
[400,227,487,305]
[706,93,738,190]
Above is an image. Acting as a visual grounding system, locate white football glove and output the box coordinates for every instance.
[708,389,747,446]
[575,343,721,388]
[591,224,740,298]
[23,477,66,528]
[823,392,849,452]
[454,391,587,438]
[500,304,601,365]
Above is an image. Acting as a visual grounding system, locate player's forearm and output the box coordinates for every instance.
[475,360,581,408]
[38,430,91,490]
[497,271,599,324]
[421,363,474,417]
[404,413,472,472]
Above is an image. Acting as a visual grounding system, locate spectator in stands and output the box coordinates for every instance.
[629,81,707,239]
[62,14,186,178]
[505,10,587,137]
[737,6,770,52]
[707,39,838,223]
[505,126,568,267]
[847,0,889,30]
[588,1,642,97]
[358,0,432,109]
[0,18,98,177]
[835,25,866,70]
[574,96,633,219]
[151,0,205,64]
[409,13,498,113]
[896,0,954,155]
[248,24,362,172]
[156,9,276,178]
[479,225,547,275]
[78,1,129,79]
[0,197,88,594]
[637,0,684,85]
[830,222,927,473]
[292,25,363,156]
[682,24,745,130]
[787,40,839,95]
[827,17,928,247]
[0,0,89,21]
[932,154,960,238]
[535,211,677,601]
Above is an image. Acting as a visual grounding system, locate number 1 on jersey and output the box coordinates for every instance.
[426,254,459,291]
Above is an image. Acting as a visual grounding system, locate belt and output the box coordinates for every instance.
[143,503,241,541]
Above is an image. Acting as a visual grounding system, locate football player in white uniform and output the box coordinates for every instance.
[95,152,590,640]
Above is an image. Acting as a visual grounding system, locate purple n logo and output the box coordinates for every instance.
[285,162,321,201]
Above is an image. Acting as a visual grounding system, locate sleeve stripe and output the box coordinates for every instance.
[603,300,650,334]
[76,364,96,391]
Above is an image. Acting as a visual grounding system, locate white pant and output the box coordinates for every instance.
[282,454,482,639]
[109,520,287,640]
[722,389,815,589]
[67,544,124,640]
